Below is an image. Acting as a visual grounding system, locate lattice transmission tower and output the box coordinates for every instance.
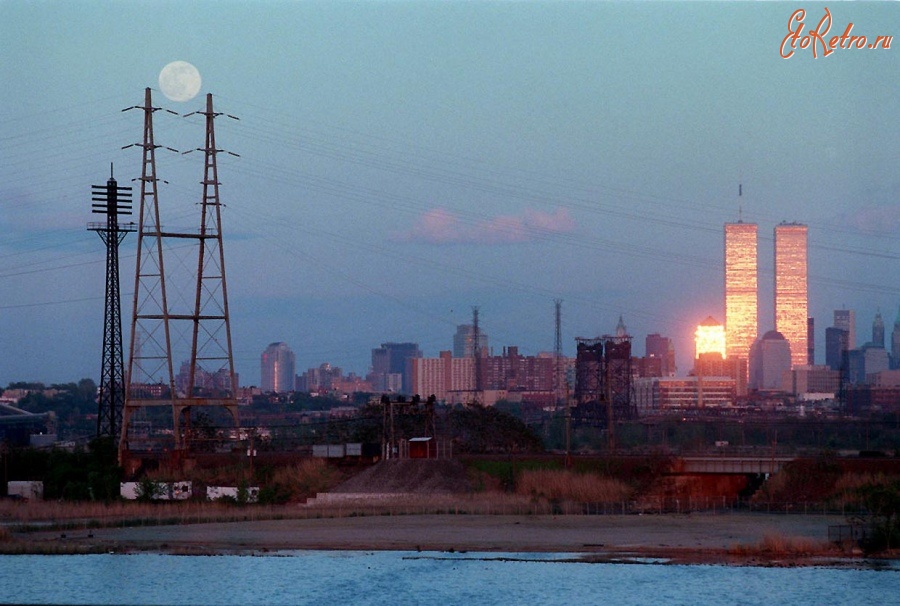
[119,88,239,462]
[88,166,135,443]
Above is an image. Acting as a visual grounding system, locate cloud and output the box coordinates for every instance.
[399,207,576,244]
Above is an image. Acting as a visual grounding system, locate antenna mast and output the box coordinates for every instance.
[88,166,135,445]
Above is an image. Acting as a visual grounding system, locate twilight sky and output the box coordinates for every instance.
[1,1,898,387]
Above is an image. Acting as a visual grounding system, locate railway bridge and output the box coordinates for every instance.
[676,456,795,475]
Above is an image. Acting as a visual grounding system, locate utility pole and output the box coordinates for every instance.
[88,165,135,445]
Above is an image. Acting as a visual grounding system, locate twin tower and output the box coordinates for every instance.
[724,221,809,369]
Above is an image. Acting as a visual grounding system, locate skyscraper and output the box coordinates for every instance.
[645,333,675,376]
[774,222,808,369]
[724,222,758,363]
[371,342,422,394]
[825,326,848,371]
[453,324,489,358]
[872,310,885,348]
[749,330,792,392]
[892,306,900,370]
[260,342,295,393]
[834,309,856,350]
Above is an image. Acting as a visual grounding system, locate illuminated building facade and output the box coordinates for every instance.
[695,316,726,359]
[692,352,748,397]
[774,222,808,369]
[260,342,295,393]
[724,222,758,364]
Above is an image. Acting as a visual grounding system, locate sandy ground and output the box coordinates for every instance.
[19,512,852,562]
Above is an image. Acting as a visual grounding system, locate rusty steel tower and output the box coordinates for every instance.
[573,323,634,449]
[120,88,239,462]
[88,166,135,443]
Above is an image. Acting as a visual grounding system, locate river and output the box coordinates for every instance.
[1,551,896,605]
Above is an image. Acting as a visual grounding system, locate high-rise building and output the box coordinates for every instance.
[692,352,748,397]
[695,316,726,359]
[453,324,489,358]
[370,342,422,394]
[892,306,900,370]
[749,330,792,392]
[825,327,849,371]
[834,309,856,351]
[872,310,885,348]
[807,317,815,365]
[774,222,808,369]
[260,342,295,393]
[724,222,758,364]
[645,333,675,376]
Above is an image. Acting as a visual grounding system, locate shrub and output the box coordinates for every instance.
[260,459,342,503]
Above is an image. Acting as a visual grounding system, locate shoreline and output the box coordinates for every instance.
[11,512,896,567]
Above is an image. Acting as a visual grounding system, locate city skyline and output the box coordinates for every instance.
[1,3,897,386]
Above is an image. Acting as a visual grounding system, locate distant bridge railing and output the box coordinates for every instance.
[677,456,796,475]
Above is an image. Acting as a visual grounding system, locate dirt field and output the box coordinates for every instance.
[19,512,852,564]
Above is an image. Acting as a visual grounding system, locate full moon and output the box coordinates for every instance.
[158,61,202,102]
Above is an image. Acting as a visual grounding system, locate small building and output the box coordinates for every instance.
[408,437,434,459]
[7,481,43,501]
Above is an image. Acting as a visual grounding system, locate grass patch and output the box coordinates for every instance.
[730,533,836,557]
[516,469,633,504]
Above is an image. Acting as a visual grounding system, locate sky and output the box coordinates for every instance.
[1,1,898,387]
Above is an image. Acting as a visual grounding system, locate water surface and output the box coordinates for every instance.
[1,551,895,605]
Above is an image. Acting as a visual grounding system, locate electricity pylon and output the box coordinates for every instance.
[88,166,135,444]
[119,88,239,464]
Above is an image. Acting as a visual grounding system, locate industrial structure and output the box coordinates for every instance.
[573,318,635,446]
[88,167,135,443]
[119,89,239,463]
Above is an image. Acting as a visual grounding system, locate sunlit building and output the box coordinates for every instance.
[724,222,758,364]
[260,342,295,393]
[774,222,808,369]
[695,316,726,359]
[692,352,748,397]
